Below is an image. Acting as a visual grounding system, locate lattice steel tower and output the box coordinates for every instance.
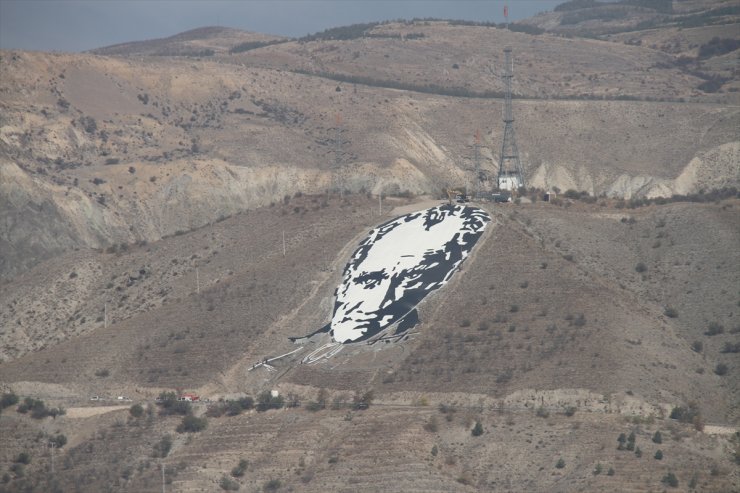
[332,113,344,198]
[497,47,525,191]
[473,129,482,199]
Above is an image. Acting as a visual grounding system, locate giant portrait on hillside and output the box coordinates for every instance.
[292,204,490,344]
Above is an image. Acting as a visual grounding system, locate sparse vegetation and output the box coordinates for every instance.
[705,322,724,336]
[555,458,565,469]
[176,415,207,433]
[229,39,286,53]
[663,306,678,318]
[231,459,248,478]
[16,397,65,419]
[263,479,282,492]
[0,392,19,412]
[14,453,30,465]
[156,392,192,416]
[152,435,172,458]
[471,421,484,436]
[256,391,285,412]
[720,342,740,353]
[49,434,67,448]
[424,416,439,433]
[697,37,740,60]
[670,403,701,424]
[220,474,240,490]
[1,13,739,493]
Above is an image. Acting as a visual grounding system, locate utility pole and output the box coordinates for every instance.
[474,129,482,199]
[282,230,286,257]
[49,441,55,475]
[196,267,200,295]
[104,303,107,328]
[333,113,343,199]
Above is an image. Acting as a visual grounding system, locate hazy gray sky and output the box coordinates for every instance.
[0,1,562,52]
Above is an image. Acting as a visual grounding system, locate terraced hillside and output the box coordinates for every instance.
[1,5,739,492]
[2,16,738,279]
[1,196,738,492]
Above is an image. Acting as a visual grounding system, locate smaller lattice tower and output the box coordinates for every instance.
[497,47,525,191]
[473,129,482,199]
[332,113,344,198]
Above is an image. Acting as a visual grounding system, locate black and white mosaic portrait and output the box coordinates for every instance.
[294,204,491,345]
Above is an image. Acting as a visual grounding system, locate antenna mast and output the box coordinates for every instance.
[333,113,344,199]
[473,129,482,199]
[497,47,525,191]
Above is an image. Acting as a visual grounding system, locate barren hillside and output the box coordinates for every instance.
[0,7,739,493]
[0,197,738,492]
[1,20,738,278]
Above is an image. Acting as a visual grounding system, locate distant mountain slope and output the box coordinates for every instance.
[1,38,738,279]
[89,26,285,57]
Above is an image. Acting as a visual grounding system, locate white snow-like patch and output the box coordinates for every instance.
[329,204,490,343]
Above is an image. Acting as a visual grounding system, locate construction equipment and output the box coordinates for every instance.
[446,189,469,204]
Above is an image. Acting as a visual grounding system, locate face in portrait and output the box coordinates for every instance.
[330,204,490,343]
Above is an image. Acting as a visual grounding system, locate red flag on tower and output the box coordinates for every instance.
[504,5,508,19]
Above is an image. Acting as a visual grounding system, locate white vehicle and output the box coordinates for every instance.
[90,395,100,401]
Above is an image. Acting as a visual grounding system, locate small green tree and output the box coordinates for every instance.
[129,404,144,418]
[220,475,240,491]
[0,393,19,411]
[555,458,565,469]
[663,306,678,318]
[14,453,30,465]
[715,363,728,376]
[617,433,627,450]
[257,391,285,412]
[607,467,615,476]
[263,479,282,492]
[231,459,248,478]
[652,430,662,444]
[661,471,678,487]
[626,431,636,451]
[176,415,207,433]
[471,421,484,436]
[593,463,603,475]
[152,435,172,458]
[654,449,663,460]
[634,446,642,458]
[50,434,67,448]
